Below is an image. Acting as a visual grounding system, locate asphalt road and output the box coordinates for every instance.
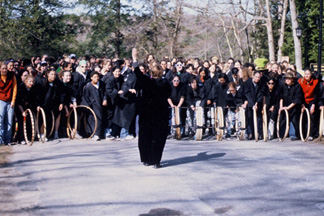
[1,137,324,216]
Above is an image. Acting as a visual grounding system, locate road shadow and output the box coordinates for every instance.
[161,152,226,167]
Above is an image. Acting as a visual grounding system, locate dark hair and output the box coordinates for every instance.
[185,64,194,70]
[231,67,239,75]
[90,71,99,78]
[173,74,180,80]
[218,73,228,82]
[227,57,234,62]
[234,60,242,66]
[215,66,222,74]
[190,76,199,84]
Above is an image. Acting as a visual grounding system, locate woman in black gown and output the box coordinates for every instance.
[135,65,171,169]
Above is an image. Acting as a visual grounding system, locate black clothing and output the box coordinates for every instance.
[280,82,303,138]
[169,83,186,106]
[105,75,124,134]
[135,67,171,165]
[186,84,206,108]
[81,81,106,137]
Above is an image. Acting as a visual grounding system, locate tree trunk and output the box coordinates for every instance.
[169,0,183,59]
[277,0,288,62]
[289,0,303,71]
[115,0,121,58]
[265,0,275,62]
[231,17,244,62]
[220,17,234,58]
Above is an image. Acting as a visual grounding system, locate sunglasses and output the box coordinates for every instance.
[173,80,180,82]
[176,64,183,67]
[268,82,274,85]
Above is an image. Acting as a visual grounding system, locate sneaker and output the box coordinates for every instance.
[75,133,82,139]
[124,135,134,140]
[20,141,26,145]
[40,134,48,142]
[115,136,121,141]
[92,135,100,141]
[54,131,59,139]
[308,136,314,141]
[106,135,115,140]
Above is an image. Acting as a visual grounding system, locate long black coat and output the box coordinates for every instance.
[211,82,229,108]
[186,84,206,107]
[244,78,265,108]
[105,75,124,129]
[81,81,106,137]
[71,72,89,104]
[112,72,138,130]
[135,67,171,165]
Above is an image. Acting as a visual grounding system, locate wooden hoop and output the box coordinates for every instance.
[319,108,324,141]
[216,106,224,141]
[23,109,35,146]
[36,107,47,143]
[174,107,181,140]
[253,108,258,142]
[195,106,203,141]
[236,107,246,141]
[262,106,268,142]
[67,105,97,139]
[12,116,18,142]
[277,109,289,142]
[299,108,311,142]
[67,107,78,139]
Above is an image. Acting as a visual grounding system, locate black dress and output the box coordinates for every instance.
[135,67,171,166]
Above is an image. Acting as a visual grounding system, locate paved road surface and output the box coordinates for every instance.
[1,138,324,215]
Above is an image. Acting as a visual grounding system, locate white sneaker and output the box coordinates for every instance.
[106,135,115,140]
[92,135,100,141]
[124,135,134,140]
[40,134,48,142]
[75,133,82,139]
[21,141,26,145]
[115,136,121,141]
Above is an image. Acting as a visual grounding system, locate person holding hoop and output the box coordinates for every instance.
[244,71,265,140]
[81,71,107,141]
[16,75,39,144]
[279,72,303,141]
[298,68,319,141]
[264,75,280,140]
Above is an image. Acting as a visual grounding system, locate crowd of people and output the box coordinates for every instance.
[0,48,323,148]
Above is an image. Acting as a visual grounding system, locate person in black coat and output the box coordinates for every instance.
[167,75,186,136]
[37,69,63,140]
[81,71,107,140]
[71,60,90,105]
[55,70,78,139]
[225,82,243,139]
[244,71,265,140]
[135,65,171,169]
[105,67,124,139]
[279,72,303,140]
[264,76,280,140]
[16,75,39,143]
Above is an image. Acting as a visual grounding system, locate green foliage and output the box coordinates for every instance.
[0,0,80,60]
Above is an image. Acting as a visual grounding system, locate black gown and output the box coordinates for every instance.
[81,81,106,137]
[135,67,171,166]
[16,83,39,142]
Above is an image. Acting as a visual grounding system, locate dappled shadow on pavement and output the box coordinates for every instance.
[161,152,226,167]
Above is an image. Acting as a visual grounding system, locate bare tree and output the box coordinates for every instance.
[289,0,302,70]
[277,0,289,62]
